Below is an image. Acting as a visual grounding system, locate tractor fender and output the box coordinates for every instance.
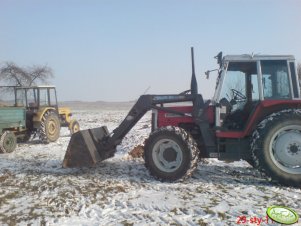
[58,107,73,125]
[33,107,57,129]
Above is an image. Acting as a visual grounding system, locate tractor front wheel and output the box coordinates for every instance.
[0,131,17,153]
[251,109,301,186]
[40,111,61,143]
[69,120,80,135]
[144,126,200,181]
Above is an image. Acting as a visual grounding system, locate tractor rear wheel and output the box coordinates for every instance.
[40,111,61,143]
[144,126,200,181]
[0,131,17,153]
[251,109,301,186]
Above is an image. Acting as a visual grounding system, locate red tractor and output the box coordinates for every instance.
[63,48,301,186]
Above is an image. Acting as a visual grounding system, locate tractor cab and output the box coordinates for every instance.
[15,86,58,110]
[211,54,300,131]
[14,86,60,135]
[13,86,79,142]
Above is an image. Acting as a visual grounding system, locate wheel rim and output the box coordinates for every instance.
[73,123,79,133]
[48,120,57,136]
[3,133,16,153]
[152,138,183,173]
[269,125,301,174]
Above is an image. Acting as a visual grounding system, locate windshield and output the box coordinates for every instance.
[15,89,27,107]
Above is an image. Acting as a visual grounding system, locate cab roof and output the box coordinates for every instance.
[223,54,295,61]
[15,85,56,89]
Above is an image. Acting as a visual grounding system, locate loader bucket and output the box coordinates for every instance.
[63,126,115,168]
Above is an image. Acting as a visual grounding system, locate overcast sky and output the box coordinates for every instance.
[1,0,300,101]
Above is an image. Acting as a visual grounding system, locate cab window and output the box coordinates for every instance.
[261,60,291,99]
[49,88,57,106]
[220,61,258,105]
[39,88,49,106]
[27,88,38,107]
[15,89,26,107]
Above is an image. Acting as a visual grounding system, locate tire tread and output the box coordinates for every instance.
[144,126,200,182]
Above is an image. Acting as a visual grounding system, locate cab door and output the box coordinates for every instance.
[215,61,260,130]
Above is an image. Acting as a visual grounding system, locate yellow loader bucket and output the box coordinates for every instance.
[63,126,115,168]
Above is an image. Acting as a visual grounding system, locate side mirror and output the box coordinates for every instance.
[214,52,223,67]
[205,69,219,79]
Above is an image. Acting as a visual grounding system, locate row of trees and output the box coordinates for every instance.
[0,62,53,86]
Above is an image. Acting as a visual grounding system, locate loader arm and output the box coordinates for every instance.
[63,94,197,168]
[106,93,217,153]
[107,94,195,147]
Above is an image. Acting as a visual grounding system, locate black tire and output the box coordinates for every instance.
[0,131,17,153]
[39,111,61,143]
[251,109,301,186]
[69,120,80,135]
[144,126,200,182]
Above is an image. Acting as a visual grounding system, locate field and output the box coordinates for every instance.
[0,109,300,226]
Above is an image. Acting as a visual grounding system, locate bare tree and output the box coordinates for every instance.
[0,62,53,86]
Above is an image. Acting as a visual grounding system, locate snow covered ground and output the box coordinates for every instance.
[0,109,300,226]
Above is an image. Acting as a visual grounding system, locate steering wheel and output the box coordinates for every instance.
[231,89,246,102]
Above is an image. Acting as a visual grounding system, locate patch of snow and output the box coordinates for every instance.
[211,201,230,213]
[0,109,300,225]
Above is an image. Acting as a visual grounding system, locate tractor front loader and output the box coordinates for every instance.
[63,48,205,171]
[63,48,301,186]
